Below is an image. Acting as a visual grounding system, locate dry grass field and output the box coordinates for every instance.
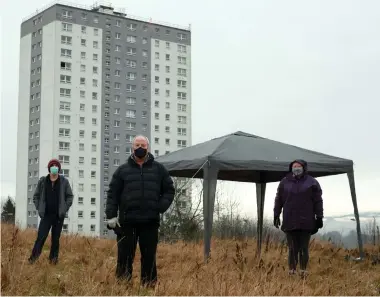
[1,223,380,296]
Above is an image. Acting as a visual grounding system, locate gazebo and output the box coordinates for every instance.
[156,131,364,261]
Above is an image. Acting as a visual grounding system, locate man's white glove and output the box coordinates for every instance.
[107,217,120,229]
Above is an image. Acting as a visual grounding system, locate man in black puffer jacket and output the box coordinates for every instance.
[106,135,175,287]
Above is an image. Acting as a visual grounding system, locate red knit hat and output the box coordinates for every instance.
[47,158,61,172]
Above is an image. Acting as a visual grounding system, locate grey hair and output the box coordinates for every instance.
[132,135,150,146]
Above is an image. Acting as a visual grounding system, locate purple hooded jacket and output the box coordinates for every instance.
[273,159,324,232]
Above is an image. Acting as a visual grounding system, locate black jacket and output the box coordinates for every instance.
[106,153,175,224]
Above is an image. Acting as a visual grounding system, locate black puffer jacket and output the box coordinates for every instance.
[106,153,175,224]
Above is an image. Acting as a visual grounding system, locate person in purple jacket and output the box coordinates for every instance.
[273,159,324,277]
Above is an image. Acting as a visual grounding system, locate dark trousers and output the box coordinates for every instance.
[286,230,311,270]
[116,223,159,285]
[30,215,64,261]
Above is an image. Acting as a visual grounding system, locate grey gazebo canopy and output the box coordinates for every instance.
[156,131,364,261]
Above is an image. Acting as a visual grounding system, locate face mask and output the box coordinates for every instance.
[292,167,303,176]
[134,147,147,158]
[50,166,59,175]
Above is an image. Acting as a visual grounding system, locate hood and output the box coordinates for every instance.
[288,159,308,173]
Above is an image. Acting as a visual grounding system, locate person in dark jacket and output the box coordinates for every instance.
[28,158,74,264]
[106,135,175,287]
[273,159,324,277]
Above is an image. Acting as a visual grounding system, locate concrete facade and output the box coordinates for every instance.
[16,1,191,237]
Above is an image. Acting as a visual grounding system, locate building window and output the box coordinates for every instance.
[90,225,96,232]
[126,122,136,130]
[91,211,96,219]
[178,80,187,88]
[178,44,187,53]
[91,184,96,192]
[178,56,187,64]
[60,75,71,84]
[78,211,83,218]
[178,128,187,136]
[178,116,187,124]
[59,128,70,137]
[60,61,71,70]
[59,114,71,123]
[177,33,187,40]
[61,36,72,45]
[59,142,70,150]
[62,23,72,32]
[61,49,72,58]
[127,35,136,43]
[79,170,84,178]
[127,47,136,55]
[126,85,136,93]
[61,169,70,177]
[178,104,187,112]
[128,23,137,31]
[58,155,70,164]
[127,72,136,80]
[178,92,187,100]
[62,10,72,19]
[178,68,187,77]
[178,140,187,148]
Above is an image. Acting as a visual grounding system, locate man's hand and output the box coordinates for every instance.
[316,217,323,229]
[274,216,281,228]
[107,217,120,229]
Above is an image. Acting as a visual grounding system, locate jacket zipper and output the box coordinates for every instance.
[140,165,144,209]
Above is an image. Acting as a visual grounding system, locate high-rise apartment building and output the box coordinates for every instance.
[16,2,191,237]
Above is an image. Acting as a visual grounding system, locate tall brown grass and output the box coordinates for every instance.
[1,223,379,296]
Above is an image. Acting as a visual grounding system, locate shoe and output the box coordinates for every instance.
[28,257,37,264]
[299,270,308,278]
[288,269,296,275]
[49,258,58,265]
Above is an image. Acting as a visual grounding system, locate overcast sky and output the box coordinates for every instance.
[1,0,379,218]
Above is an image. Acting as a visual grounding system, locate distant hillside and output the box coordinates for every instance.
[322,211,380,236]
[318,211,380,249]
